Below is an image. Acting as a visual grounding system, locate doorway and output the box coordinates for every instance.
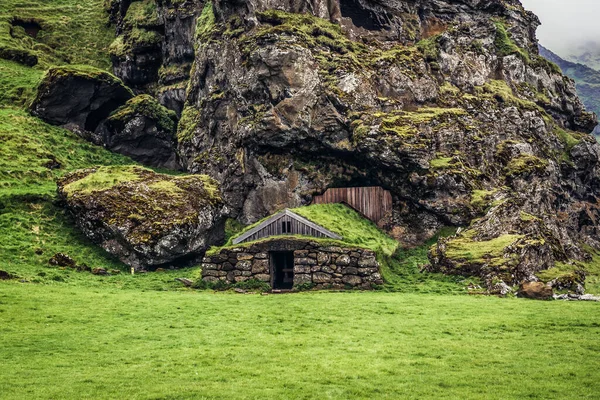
[271,251,294,290]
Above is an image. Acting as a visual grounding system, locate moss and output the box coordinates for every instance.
[214,204,399,257]
[176,106,201,143]
[429,157,454,169]
[445,233,524,267]
[109,26,162,58]
[61,166,222,245]
[416,35,440,62]
[555,127,582,152]
[519,211,540,222]
[43,65,131,94]
[123,0,160,28]
[505,154,549,177]
[475,80,541,112]
[195,2,215,41]
[147,180,185,196]
[493,20,529,62]
[108,95,177,132]
[470,190,496,209]
[62,166,144,196]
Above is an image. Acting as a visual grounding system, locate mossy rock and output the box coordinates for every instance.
[108,94,177,133]
[58,166,225,269]
[30,65,134,132]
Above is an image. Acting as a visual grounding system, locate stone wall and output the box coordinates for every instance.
[201,238,383,289]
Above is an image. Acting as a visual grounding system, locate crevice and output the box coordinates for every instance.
[339,0,389,31]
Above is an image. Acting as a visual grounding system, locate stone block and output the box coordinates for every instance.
[237,253,254,261]
[336,254,351,266]
[313,272,332,283]
[234,275,249,283]
[295,250,309,257]
[350,252,361,258]
[255,252,268,259]
[322,246,343,253]
[358,267,378,276]
[295,265,311,274]
[254,274,271,282]
[236,260,252,271]
[203,269,220,277]
[322,265,334,274]
[294,274,312,285]
[222,262,235,271]
[342,275,362,286]
[317,252,330,265]
[241,270,252,277]
[295,257,316,265]
[308,253,317,259]
[358,256,378,268]
[252,259,269,274]
[201,263,217,270]
[202,276,219,283]
[343,267,359,275]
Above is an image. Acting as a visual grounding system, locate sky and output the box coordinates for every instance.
[520,0,600,55]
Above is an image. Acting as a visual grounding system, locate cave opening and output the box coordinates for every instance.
[339,0,388,31]
[84,101,121,132]
[11,18,42,38]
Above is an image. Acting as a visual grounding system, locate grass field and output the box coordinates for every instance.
[1,283,599,399]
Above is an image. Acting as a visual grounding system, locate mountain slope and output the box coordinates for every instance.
[539,45,600,138]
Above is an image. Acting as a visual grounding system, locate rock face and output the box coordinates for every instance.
[169,0,600,289]
[96,95,180,169]
[57,166,226,269]
[30,66,133,133]
[107,0,202,115]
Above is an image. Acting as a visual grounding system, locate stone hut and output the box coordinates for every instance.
[201,209,384,290]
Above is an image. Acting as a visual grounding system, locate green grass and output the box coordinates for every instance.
[0,108,133,197]
[222,204,399,257]
[0,0,115,69]
[0,59,44,107]
[1,283,600,399]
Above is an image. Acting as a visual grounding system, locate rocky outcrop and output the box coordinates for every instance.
[30,68,180,169]
[30,66,133,133]
[96,95,179,169]
[107,0,202,115]
[172,0,600,289]
[57,166,226,269]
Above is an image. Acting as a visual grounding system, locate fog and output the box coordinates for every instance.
[520,0,600,56]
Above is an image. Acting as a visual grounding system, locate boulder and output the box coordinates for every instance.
[48,253,77,268]
[517,282,554,300]
[30,66,133,133]
[57,165,226,270]
[95,95,179,169]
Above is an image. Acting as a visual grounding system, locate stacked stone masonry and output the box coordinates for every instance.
[201,239,383,290]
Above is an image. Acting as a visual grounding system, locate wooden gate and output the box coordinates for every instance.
[312,187,392,224]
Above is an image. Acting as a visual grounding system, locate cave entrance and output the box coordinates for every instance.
[85,101,121,132]
[11,19,41,38]
[340,0,387,31]
[271,251,294,290]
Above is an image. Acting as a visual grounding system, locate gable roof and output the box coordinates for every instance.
[232,209,343,245]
